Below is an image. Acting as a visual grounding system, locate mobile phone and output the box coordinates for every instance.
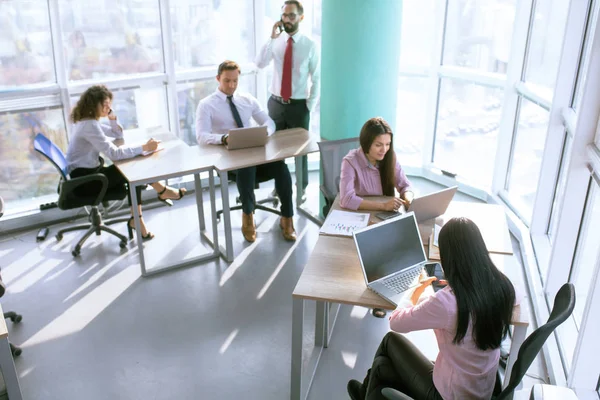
[425,262,447,292]
[278,19,284,33]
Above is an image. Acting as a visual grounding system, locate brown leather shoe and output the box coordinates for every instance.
[280,217,297,241]
[241,212,256,243]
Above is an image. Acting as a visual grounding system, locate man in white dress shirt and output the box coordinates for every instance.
[255,0,320,199]
[195,60,297,243]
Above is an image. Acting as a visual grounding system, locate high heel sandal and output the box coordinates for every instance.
[157,186,186,206]
[127,217,155,241]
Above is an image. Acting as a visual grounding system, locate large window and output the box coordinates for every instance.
[523,0,571,92]
[59,0,164,81]
[443,0,517,73]
[505,99,550,222]
[170,0,255,70]
[433,79,503,187]
[396,77,428,167]
[0,1,55,89]
[0,108,67,207]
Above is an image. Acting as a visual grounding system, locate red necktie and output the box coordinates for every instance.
[281,37,293,101]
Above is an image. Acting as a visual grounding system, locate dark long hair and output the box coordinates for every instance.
[70,85,112,123]
[438,217,515,351]
[359,117,396,196]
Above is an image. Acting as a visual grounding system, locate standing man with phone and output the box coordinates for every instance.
[255,0,320,203]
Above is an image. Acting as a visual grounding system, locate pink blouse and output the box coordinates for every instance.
[339,148,411,210]
[390,287,500,400]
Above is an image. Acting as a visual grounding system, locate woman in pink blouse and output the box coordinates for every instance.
[347,217,517,400]
[339,117,414,212]
[340,116,414,318]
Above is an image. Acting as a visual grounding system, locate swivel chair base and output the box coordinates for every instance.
[55,205,130,257]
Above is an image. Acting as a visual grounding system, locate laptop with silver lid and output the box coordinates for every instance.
[226,125,268,150]
[352,211,428,305]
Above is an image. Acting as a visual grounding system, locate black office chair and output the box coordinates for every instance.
[381,283,576,400]
[0,196,23,358]
[33,133,130,257]
[317,137,360,217]
[216,170,281,220]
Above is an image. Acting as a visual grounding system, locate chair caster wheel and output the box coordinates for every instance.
[119,241,127,249]
[56,233,63,241]
[10,315,22,323]
[10,344,22,357]
[72,246,81,257]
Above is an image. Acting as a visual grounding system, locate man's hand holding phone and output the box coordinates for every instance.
[271,20,284,39]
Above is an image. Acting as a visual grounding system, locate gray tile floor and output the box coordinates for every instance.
[0,175,546,399]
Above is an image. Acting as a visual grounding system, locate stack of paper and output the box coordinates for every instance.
[319,210,370,237]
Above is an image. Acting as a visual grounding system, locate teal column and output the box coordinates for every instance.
[320,0,403,140]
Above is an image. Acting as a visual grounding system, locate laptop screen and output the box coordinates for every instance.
[353,212,427,284]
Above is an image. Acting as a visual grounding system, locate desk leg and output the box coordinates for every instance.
[291,297,304,400]
[219,169,234,262]
[0,337,22,400]
[208,169,219,252]
[295,156,323,226]
[315,301,326,348]
[504,325,528,389]
[130,184,147,276]
[194,173,205,232]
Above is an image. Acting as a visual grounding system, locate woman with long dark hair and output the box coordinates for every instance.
[67,85,186,240]
[339,117,414,212]
[347,217,517,400]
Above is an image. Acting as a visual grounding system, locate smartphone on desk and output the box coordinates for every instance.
[425,262,447,292]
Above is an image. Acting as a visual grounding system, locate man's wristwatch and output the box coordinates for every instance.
[221,134,228,145]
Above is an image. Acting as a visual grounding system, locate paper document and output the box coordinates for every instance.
[320,210,370,237]
[141,147,165,156]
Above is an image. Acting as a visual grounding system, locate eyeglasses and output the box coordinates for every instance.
[281,13,298,21]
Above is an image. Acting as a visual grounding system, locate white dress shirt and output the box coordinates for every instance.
[195,89,276,145]
[66,119,141,174]
[255,31,320,112]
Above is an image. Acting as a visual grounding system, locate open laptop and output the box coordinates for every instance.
[376,186,458,223]
[226,126,268,150]
[353,211,429,305]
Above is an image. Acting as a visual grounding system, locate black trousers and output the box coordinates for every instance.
[235,160,293,217]
[362,332,443,400]
[70,163,143,206]
[267,96,310,190]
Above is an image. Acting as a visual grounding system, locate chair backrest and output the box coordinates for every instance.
[33,133,68,179]
[318,137,360,202]
[496,283,576,400]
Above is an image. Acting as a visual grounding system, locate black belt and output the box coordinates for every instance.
[270,95,306,105]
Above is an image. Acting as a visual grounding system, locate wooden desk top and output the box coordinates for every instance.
[113,127,220,184]
[294,195,527,325]
[195,128,320,172]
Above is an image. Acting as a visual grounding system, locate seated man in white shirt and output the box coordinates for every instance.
[195,60,297,242]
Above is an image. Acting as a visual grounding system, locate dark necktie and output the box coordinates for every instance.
[281,37,293,101]
[227,95,243,128]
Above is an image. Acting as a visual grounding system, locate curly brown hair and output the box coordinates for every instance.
[359,117,396,196]
[70,85,113,123]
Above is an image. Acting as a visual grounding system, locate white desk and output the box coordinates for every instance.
[114,128,222,276]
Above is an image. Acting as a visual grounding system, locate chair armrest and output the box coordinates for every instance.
[61,173,109,206]
[381,388,414,400]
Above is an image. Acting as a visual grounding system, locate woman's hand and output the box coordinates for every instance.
[382,197,403,212]
[409,277,437,305]
[107,108,117,121]
[142,138,160,152]
[400,191,414,209]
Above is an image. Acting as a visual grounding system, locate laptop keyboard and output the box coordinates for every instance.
[382,268,423,294]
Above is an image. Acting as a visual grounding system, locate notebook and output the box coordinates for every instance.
[352,212,428,305]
